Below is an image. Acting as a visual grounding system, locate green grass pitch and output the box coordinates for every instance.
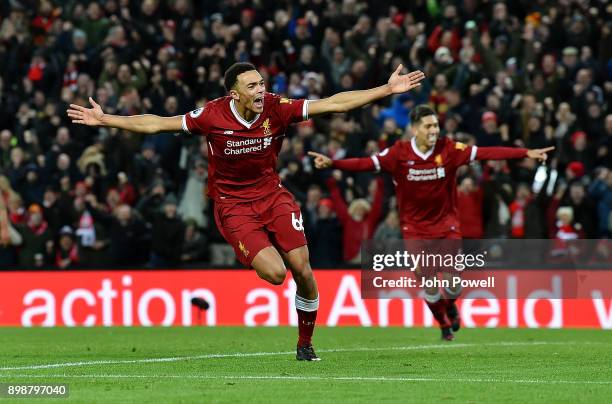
[0,327,611,403]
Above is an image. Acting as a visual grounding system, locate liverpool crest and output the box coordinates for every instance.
[238,241,249,257]
[262,118,272,135]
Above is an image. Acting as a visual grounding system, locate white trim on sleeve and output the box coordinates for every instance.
[182,115,190,134]
[371,155,381,172]
[303,100,310,121]
[470,146,478,162]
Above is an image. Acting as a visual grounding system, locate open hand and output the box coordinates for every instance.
[67,97,104,126]
[387,64,425,94]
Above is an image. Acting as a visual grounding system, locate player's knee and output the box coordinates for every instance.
[268,271,286,285]
[259,265,287,285]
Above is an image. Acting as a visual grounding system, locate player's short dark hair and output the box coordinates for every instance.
[224,62,257,92]
[410,105,437,125]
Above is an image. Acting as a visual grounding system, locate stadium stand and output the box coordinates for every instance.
[0,0,610,268]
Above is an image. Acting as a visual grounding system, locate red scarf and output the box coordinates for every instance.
[55,245,79,268]
[28,221,48,235]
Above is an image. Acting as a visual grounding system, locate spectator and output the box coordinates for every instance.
[565,182,598,238]
[478,111,503,147]
[116,172,137,206]
[55,225,79,269]
[0,130,13,171]
[552,206,583,241]
[149,194,185,267]
[20,164,45,206]
[180,218,207,264]
[565,161,586,183]
[86,198,149,266]
[378,93,414,129]
[563,131,594,170]
[77,143,107,181]
[78,2,111,48]
[374,210,401,242]
[15,204,53,267]
[457,177,484,239]
[178,159,206,228]
[326,172,384,264]
[136,181,166,224]
[303,184,322,238]
[0,197,22,266]
[6,147,27,191]
[309,198,342,269]
[42,187,72,234]
[133,143,161,194]
[0,175,19,208]
[595,115,611,168]
[589,168,612,238]
[74,196,110,268]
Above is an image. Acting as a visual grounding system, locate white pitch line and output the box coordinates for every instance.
[0,341,572,372]
[0,374,611,386]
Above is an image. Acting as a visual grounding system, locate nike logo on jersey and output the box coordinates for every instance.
[223,130,234,135]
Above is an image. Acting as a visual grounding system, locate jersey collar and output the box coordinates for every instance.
[411,137,435,160]
[230,99,260,129]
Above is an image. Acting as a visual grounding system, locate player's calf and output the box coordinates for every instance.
[443,286,462,332]
[285,246,317,294]
[285,246,321,360]
[446,301,460,332]
[423,289,451,330]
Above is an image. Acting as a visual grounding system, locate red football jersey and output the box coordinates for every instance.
[182,93,309,201]
[373,137,477,238]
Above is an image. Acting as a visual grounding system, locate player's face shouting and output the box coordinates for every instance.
[413,115,440,149]
[234,70,266,113]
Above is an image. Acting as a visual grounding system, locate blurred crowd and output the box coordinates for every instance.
[0,0,610,269]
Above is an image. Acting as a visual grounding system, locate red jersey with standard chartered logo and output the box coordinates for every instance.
[373,137,477,238]
[182,93,309,202]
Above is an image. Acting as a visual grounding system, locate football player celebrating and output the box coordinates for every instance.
[67,62,425,360]
[309,105,554,340]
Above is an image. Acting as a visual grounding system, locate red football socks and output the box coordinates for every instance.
[295,294,319,347]
[424,291,450,328]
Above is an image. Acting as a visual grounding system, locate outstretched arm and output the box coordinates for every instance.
[308,151,376,172]
[307,65,425,116]
[67,97,183,134]
[475,146,554,162]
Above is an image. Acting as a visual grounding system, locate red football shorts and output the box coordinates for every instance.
[403,232,462,277]
[214,187,307,267]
